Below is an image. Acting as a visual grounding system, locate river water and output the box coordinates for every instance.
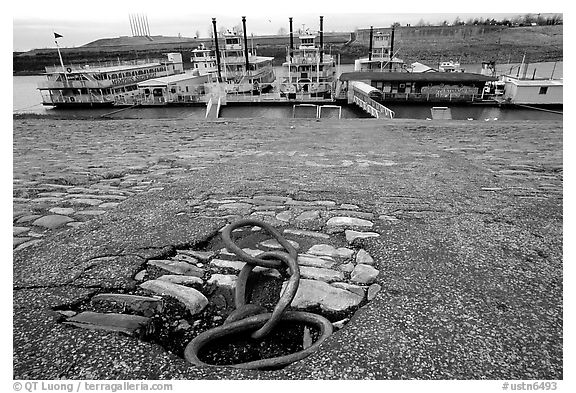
[13,62,562,121]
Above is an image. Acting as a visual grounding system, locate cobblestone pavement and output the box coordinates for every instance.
[12,117,563,380]
[13,118,563,250]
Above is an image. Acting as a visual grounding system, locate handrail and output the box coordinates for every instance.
[352,90,394,119]
[44,58,166,73]
[205,97,213,118]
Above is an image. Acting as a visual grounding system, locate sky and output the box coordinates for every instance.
[11,0,564,52]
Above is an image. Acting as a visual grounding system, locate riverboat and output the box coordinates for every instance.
[438,60,464,73]
[190,44,219,76]
[354,29,407,73]
[38,53,184,107]
[281,17,336,99]
[190,32,275,94]
[220,30,276,94]
[136,72,212,105]
[499,76,562,107]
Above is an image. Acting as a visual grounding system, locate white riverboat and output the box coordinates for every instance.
[38,53,184,107]
[220,31,275,94]
[438,60,465,73]
[281,28,336,98]
[354,30,407,73]
[191,31,276,94]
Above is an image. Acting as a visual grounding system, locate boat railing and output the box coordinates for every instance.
[380,92,487,102]
[38,80,113,89]
[44,58,165,73]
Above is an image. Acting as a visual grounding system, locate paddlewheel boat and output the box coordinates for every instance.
[38,53,184,107]
[281,27,336,99]
[219,31,275,94]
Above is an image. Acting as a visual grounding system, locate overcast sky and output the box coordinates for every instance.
[12,0,562,51]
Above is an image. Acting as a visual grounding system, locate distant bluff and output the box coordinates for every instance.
[14,25,562,74]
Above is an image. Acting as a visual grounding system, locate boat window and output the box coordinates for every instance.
[539,86,548,95]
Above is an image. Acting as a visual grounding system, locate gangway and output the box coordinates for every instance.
[205,82,227,119]
[205,97,222,119]
[348,81,394,119]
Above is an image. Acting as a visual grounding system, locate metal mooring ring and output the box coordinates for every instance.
[231,250,300,340]
[221,218,298,269]
[184,311,333,370]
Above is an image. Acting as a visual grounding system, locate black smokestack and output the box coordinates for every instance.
[368,26,373,61]
[390,24,395,59]
[212,18,222,81]
[319,16,324,63]
[242,16,250,72]
[289,17,294,59]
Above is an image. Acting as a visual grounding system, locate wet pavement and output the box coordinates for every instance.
[13,117,563,379]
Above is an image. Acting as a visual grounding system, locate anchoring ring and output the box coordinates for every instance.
[221,218,298,269]
[232,250,300,339]
[184,311,333,370]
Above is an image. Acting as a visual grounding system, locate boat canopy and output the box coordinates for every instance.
[350,81,382,97]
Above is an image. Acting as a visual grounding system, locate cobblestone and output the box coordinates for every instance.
[12,117,563,380]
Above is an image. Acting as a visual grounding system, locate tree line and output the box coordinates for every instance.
[414,13,563,28]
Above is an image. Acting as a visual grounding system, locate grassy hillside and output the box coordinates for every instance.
[391,25,563,65]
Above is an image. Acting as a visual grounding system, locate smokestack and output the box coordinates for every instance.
[390,24,395,59]
[289,17,294,59]
[212,18,222,81]
[389,24,395,71]
[319,16,324,63]
[368,26,373,61]
[242,16,250,73]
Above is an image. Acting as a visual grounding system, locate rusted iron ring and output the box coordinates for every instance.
[221,218,298,269]
[226,250,299,339]
[184,311,333,370]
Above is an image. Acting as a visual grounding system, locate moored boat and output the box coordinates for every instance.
[354,26,407,73]
[38,53,184,107]
[280,16,336,99]
[219,29,275,94]
[438,60,464,73]
[193,17,276,95]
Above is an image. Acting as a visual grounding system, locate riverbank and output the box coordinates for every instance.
[13,117,562,380]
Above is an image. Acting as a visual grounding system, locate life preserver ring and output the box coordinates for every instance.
[69,97,75,102]
[66,67,72,73]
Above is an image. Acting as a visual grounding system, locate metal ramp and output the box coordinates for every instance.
[348,81,394,119]
[205,97,221,119]
[205,82,227,119]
